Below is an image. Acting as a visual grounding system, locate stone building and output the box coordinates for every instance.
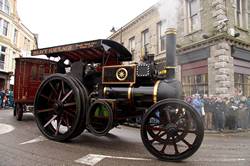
[0,0,37,90]
[109,0,250,98]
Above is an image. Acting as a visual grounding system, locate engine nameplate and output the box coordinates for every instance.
[102,65,136,84]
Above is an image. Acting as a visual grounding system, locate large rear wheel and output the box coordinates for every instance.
[34,74,83,141]
[67,74,89,139]
[141,99,204,161]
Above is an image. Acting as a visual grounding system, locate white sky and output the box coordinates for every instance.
[17,0,159,48]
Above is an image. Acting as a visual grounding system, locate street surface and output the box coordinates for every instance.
[0,109,249,166]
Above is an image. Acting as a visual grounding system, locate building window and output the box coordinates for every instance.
[0,0,9,14]
[185,0,200,33]
[13,29,18,45]
[129,36,135,59]
[235,0,250,28]
[157,21,167,53]
[11,51,15,70]
[141,29,149,54]
[0,45,6,70]
[0,19,9,36]
[234,73,250,97]
[182,73,208,96]
[24,37,30,50]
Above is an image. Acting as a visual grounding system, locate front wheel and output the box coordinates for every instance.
[141,99,204,161]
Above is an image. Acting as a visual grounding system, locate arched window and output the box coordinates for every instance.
[0,0,10,15]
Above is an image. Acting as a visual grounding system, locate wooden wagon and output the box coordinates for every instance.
[13,57,56,121]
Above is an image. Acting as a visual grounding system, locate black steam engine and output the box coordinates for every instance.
[32,28,204,161]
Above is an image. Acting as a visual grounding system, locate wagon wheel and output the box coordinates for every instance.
[13,103,16,116]
[141,99,204,161]
[67,74,89,139]
[16,103,23,121]
[34,74,82,141]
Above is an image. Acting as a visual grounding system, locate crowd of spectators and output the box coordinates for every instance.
[185,94,250,131]
[0,89,14,109]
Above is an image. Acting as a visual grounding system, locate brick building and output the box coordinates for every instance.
[0,0,37,90]
[109,0,250,98]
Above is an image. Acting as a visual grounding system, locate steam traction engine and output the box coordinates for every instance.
[32,29,204,161]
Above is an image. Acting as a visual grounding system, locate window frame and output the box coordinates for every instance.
[141,29,149,54]
[0,45,6,70]
[184,0,201,34]
[0,0,10,15]
[235,0,250,29]
[13,29,18,45]
[182,73,208,96]
[234,73,250,96]
[0,19,9,36]
[128,36,135,58]
[157,21,167,53]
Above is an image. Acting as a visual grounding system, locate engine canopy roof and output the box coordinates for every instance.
[31,39,132,63]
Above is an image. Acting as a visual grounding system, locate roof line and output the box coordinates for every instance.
[108,3,159,39]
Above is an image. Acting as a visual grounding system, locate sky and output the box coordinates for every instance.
[17,0,159,48]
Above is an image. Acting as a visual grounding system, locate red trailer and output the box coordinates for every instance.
[13,57,56,121]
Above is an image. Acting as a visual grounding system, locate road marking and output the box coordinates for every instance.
[75,154,151,166]
[190,158,246,162]
[0,123,14,135]
[20,136,48,145]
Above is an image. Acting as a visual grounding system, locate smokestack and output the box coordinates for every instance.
[165,28,176,79]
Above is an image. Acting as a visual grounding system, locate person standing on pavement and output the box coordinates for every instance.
[214,97,226,131]
[246,96,250,128]
[225,97,238,130]
[191,94,203,117]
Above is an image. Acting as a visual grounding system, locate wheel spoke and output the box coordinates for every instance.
[181,138,192,148]
[62,80,65,95]
[63,109,75,118]
[49,82,58,97]
[160,136,170,153]
[63,116,70,130]
[61,90,73,103]
[172,137,179,154]
[58,90,62,100]
[160,143,167,153]
[64,102,76,107]
[37,108,54,113]
[149,131,167,143]
[44,115,57,128]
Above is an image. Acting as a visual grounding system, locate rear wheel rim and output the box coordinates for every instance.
[34,74,81,141]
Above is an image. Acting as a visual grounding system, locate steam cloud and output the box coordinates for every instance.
[157,0,181,29]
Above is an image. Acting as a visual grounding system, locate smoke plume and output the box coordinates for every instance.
[157,0,181,29]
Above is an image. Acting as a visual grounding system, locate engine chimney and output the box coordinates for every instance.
[165,28,176,79]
